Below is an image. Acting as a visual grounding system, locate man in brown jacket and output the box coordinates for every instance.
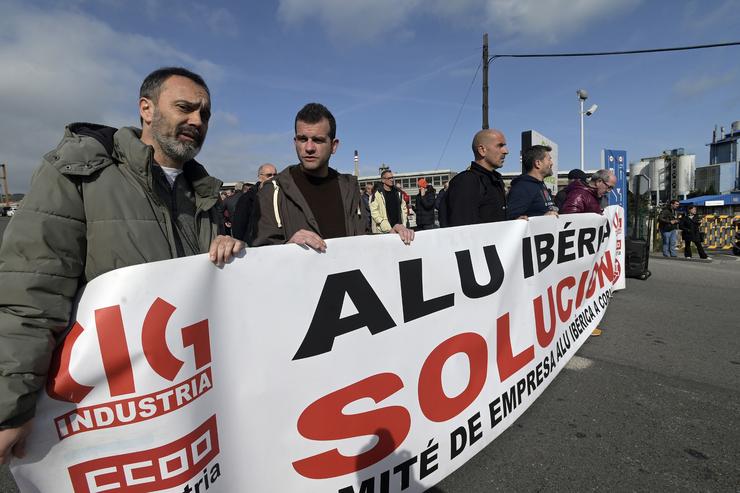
[251,103,413,250]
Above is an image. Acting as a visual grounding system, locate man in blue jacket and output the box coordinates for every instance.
[507,144,558,219]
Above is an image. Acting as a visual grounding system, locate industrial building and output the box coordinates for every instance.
[626,120,740,252]
[629,149,695,203]
[694,120,740,195]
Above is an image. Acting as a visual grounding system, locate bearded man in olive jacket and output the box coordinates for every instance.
[0,67,242,463]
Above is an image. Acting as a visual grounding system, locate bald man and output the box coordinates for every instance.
[231,163,277,242]
[445,128,509,227]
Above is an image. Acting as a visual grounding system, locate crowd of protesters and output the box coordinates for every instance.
[222,129,617,240]
[0,66,623,464]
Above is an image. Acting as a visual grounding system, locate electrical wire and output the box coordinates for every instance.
[436,61,481,169]
[489,41,740,61]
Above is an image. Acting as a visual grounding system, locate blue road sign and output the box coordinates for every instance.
[603,149,627,212]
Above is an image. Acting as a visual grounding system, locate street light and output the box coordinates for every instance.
[577,89,598,171]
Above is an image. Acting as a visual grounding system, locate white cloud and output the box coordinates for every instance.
[213,111,241,127]
[0,1,223,191]
[673,71,736,99]
[204,7,240,38]
[681,0,738,33]
[139,0,239,37]
[277,0,641,45]
[477,0,642,44]
[277,0,422,43]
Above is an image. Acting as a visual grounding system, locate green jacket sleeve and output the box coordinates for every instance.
[0,156,86,428]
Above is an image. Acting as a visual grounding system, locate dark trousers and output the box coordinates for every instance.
[684,239,707,258]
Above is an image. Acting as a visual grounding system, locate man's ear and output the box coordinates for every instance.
[139,97,154,126]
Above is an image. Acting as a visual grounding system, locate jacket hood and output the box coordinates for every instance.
[52,123,119,176]
[57,124,220,207]
[69,123,117,156]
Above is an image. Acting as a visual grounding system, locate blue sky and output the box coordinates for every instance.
[1,0,738,192]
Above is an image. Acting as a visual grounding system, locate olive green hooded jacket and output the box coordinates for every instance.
[0,124,222,428]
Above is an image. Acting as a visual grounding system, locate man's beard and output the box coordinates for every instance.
[151,111,203,164]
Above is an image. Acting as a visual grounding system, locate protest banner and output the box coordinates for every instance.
[11,207,624,492]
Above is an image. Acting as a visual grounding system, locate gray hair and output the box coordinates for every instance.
[590,169,614,184]
[257,163,277,178]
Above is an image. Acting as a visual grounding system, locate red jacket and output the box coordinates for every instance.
[560,180,602,214]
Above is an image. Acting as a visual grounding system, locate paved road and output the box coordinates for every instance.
[0,217,9,239]
[1,231,739,491]
[434,254,740,492]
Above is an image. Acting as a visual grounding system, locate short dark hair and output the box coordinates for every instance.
[381,169,393,178]
[295,103,337,140]
[670,199,680,205]
[522,145,552,173]
[140,67,210,103]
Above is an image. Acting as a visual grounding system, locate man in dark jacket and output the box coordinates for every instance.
[435,180,449,227]
[361,183,373,232]
[561,169,616,214]
[446,129,508,226]
[231,163,277,242]
[658,199,680,257]
[507,144,558,219]
[679,206,709,259]
[0,67,242,463]
[414,178,436,230]
[251,103,414,249]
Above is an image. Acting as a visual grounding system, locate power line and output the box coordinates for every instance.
[436,61,482,169]
[489,41,740,62]
[484,40,740,126]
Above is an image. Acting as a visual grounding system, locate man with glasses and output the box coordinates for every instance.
[507,144,559,219]
[559,168,616,338]
[231,163,277,242]
[560,169,617,215]
[370,169,415,243]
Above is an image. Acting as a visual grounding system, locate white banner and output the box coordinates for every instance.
[11,207,625,493]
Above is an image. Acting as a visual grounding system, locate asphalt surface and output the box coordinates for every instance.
[1,217,739,492]
[434,253,740,492]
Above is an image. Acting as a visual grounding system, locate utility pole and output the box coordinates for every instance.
[0,164,10,207]
[482,33,489,129]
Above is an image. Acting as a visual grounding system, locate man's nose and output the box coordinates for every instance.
[187,110,203,128]
[305,139,317,152]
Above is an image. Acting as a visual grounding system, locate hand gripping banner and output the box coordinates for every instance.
[11,207,625,493]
